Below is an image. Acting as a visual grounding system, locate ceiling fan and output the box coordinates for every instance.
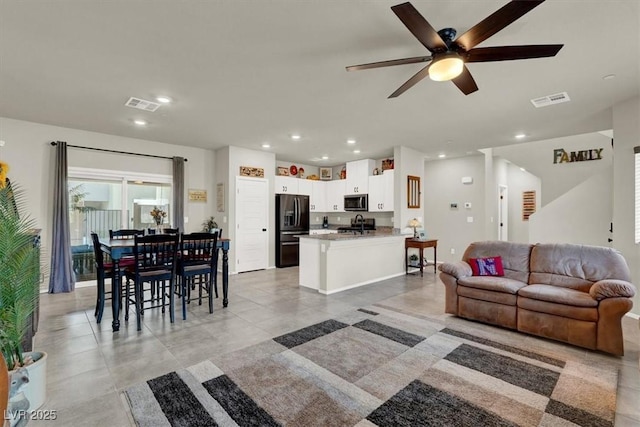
[346,0,563,97]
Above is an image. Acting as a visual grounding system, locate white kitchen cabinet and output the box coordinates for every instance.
[297,179,313,196]
[326,179,346,212]
[368,170,394,212]
[274,176,299,194]
[310,180,326,212]
[345,159,375,195]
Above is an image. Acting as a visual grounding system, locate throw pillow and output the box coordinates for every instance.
[469,256,505,276]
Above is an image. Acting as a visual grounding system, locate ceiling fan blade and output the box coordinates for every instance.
[451,65,478,95]
[465,44,563,62]
[388,64,431,98]
[455,0,545,50]
[346,56,432,72]
[391,2,447,53]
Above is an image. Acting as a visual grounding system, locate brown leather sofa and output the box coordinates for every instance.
[439,241,636,356]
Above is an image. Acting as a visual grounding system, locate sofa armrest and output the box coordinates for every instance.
[589,280,637,301]
[438,261,472,280]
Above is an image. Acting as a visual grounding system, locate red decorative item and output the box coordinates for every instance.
[290,165,298,176]
[469,257,505,277]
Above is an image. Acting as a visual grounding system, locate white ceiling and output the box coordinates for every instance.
[0,1,638,165]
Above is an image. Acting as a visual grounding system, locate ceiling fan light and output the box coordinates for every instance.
[428,55,464,82]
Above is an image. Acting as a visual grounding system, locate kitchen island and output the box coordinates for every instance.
[299,231,408,294]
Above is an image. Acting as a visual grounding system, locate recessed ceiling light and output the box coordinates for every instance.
[515,133,526,139]
[321,155,329,160]
[156,96,172,104]
[353,149,361,154]
[602,74,616,80]
[438,154,446,158]
[134,119,147,126]
[347,139,356,144]
[261,143,270,148]
[291,134,301,140]
[446,140,453,144]
[520,167,526,172]
[466,151,473,155]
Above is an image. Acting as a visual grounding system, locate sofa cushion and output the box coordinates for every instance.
[463,241,533,283]
[458,286,517,306]
[517,296,598,322]
[458,276,527,295]
[469,256,504,276]
[518,284,597,308]
[530,243,632,292]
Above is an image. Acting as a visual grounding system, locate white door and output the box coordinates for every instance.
[498,185,508,241]
[236,177,269,272]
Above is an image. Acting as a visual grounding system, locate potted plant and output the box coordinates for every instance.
[0,180,47,411]
[409,254,419,267]
[201,216,218,234]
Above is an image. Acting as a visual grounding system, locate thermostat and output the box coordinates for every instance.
[461,176,473,184]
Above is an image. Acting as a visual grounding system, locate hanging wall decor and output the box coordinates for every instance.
[522,190,536,220]
[239,166,264,177]
[407,175,421,208]
[188,189,207,202]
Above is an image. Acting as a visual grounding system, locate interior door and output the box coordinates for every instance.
[498,185,508,241]
[236,177,269,272]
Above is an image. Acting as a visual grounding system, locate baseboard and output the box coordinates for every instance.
[319,271,406,295]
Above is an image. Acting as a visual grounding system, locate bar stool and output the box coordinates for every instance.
[125,234,179,331]
[90,233,135,324]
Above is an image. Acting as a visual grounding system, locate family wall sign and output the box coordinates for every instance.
[553,148,604,164]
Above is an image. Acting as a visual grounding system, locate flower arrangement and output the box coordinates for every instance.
[150,206,167,225]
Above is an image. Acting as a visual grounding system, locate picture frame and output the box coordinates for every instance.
[320,167,332,181]
[416,228,428,241]
[277,166,289,176]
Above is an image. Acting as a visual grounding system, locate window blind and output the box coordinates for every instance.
[635,147,640,243]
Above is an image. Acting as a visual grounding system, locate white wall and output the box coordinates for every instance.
[0,117,216,283]
[423,155,486,263]
[494,132,612,206]
[612,96,640,314]
[394,145,425,233]
[529,170,611,246]
[505,162,542,243]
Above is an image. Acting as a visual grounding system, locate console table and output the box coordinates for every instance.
[405,238,438,276]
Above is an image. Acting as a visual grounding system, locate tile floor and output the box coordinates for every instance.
[28,268,640,426]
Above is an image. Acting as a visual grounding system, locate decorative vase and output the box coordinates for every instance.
[8,351,47,411]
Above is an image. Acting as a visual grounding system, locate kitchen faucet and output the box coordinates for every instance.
[354,214,364,234]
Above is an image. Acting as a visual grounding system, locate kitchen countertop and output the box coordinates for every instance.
[298,229,407,241]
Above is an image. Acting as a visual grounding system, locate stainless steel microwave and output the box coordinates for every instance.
[344,194,368,211]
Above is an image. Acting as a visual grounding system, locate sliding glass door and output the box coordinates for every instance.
[68,168,172,282]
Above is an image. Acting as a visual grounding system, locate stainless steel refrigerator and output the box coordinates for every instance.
[276,194,309,267]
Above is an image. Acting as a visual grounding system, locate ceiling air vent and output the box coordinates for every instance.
[530,92,570,108]
[125,97,161,112]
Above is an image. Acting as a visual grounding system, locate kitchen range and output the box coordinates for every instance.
[336,216,375,234]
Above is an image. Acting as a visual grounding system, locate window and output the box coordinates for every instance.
[635,147,640,243]
[68,167,172,282]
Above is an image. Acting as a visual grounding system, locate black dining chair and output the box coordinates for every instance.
[178,232,219,316]
[125,234,180,331]
[90,233,135,324]
[109,229,145,239]
[162,227,179,235]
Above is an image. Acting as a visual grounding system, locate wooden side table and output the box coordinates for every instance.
[405,238,438,277]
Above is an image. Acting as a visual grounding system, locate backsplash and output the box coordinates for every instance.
[309,212,394,227]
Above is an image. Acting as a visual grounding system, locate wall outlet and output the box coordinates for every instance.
[337,216,341,222]
[184,216,189,223]
[223,216,227,223]
[315,216,319,221]
[467,216,474,223]
[450,248,455,255]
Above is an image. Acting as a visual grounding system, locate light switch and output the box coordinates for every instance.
[467,216,474,223]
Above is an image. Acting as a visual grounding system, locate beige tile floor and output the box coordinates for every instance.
[28,268,640,426]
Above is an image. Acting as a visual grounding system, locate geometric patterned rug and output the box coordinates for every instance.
[125,307,618,427]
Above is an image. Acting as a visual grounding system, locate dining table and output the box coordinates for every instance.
[99,237,231,332]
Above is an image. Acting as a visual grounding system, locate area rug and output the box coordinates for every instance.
[125,307,619,426]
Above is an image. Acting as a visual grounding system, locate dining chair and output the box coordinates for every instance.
[90,233,135,324]
[178,232,219,316]
[109,229,145,239]
[162,227,179,235]
[125,234,179,331]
